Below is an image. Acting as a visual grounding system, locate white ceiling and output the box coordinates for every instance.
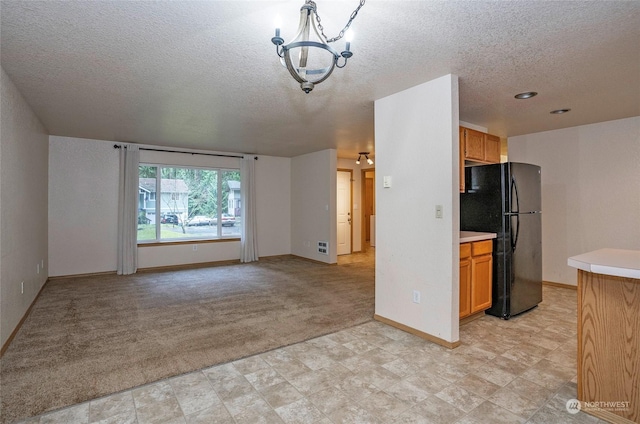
[2,1,639,159]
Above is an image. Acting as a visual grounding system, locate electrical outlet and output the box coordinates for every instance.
[192,245,198,251]
[412,290,421,304]
[435,205,443,219]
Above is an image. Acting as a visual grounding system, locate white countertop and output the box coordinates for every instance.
[568,248,640,279]
[460,231,497,243]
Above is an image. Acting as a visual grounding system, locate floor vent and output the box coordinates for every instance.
[317,241,328,255]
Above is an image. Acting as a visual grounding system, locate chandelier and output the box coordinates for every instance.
[271,0,365,93]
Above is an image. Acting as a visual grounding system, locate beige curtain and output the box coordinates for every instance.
[117,144,139,274]
[240,155,259,262]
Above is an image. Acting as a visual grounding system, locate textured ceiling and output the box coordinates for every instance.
[2,1,639,159]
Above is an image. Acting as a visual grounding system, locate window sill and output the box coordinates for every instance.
[138,238,240,247]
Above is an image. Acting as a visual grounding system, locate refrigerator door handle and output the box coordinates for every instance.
[511,175,520,214]
[511,176,521,252]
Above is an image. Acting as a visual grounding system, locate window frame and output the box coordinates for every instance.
[138,163,241,244]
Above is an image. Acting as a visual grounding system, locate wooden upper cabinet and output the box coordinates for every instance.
[463,128,486,161]
[484,133,501,163]
[460,126,501,165]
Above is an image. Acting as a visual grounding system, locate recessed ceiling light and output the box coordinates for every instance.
[514,91,538,99]
[550,108,571,114]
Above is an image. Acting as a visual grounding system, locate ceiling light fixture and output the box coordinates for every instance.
[550,108,571,114]
[271,0,365,93]
[356,152,373,165]
[514,92,538,99]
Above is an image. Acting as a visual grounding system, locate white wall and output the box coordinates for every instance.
[375,74,460,344]
[48,136,292,276]
[291,149,337,264]
[48,137,119,276]
[255,155,291,257]
[336,158,375,253]
[1,68,49,348]
[508,116,640,286]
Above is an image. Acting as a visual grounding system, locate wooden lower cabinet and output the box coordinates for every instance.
[470,254,492,313]
[459,244,472,318]
[460,240,493,319]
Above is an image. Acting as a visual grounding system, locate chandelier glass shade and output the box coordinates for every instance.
[272,1,363,93]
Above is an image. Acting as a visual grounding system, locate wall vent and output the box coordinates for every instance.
[317,241,329,255]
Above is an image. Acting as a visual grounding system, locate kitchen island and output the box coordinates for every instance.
[568,249,640,423]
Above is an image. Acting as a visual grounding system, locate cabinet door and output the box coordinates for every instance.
[471,254,493,313]
[464,128,485,161]
[460,257,472,318]
[484,133,501,163]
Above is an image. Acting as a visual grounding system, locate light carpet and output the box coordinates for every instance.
[0,255,374,423]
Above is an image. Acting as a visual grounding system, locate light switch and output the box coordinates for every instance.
[383,176,392,188]
[435,205,443,219]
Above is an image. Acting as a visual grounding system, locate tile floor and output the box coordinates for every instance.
[17,286,603,424]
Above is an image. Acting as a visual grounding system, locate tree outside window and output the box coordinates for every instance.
[137,165,241,242]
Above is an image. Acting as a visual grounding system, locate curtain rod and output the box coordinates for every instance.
[113,144,257,160]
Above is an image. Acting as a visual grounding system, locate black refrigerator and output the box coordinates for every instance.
[460,162,542,319]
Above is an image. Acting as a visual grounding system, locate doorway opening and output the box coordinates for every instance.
[336,167,375,266]
[362,168,375,252]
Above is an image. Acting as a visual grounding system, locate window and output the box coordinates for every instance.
[137,165,241,242]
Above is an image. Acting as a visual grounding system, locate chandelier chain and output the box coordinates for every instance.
[312,0,366,43]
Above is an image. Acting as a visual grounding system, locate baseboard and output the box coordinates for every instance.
[140,255,304,273]
[47,270,117,280]
[374,314,461,349]
[460,310,486,325]
[543,280,577,290]
[291,255,337,266]
[50,256,296,278]
[138,259,241,273]
[1,279,50,357]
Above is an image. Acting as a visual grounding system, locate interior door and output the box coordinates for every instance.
[337,170,352,255]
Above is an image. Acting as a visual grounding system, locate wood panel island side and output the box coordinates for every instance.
[568,248,640,424]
